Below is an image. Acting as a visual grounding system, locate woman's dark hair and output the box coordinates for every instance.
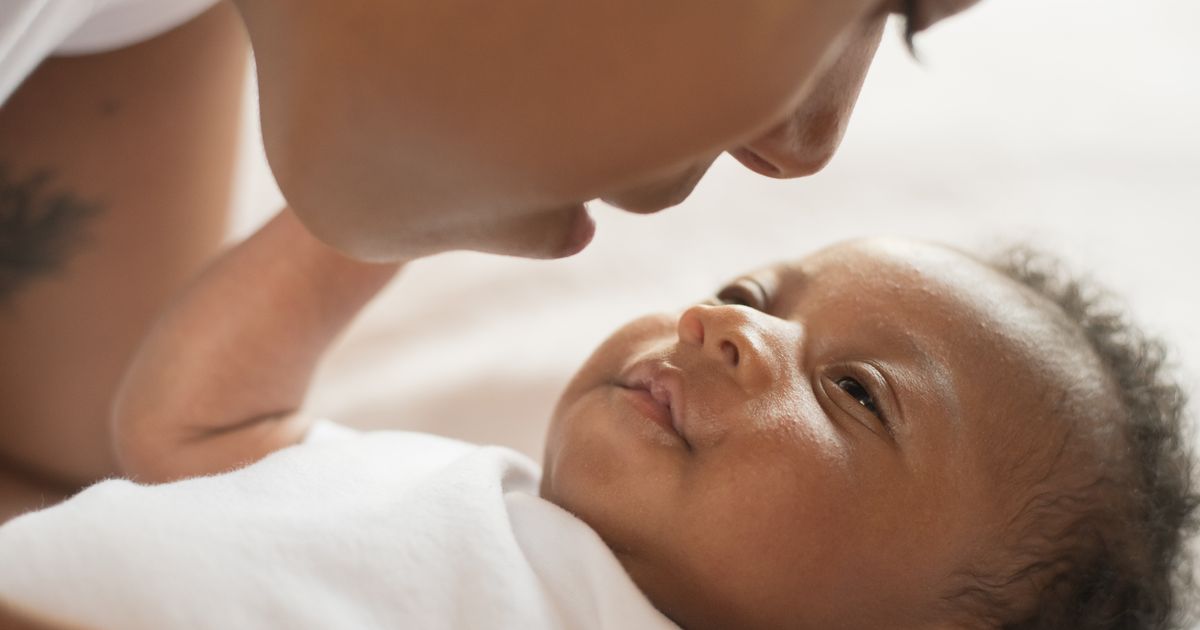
[945,247,1199,629]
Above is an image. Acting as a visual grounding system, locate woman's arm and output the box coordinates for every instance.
[112,209,402,483]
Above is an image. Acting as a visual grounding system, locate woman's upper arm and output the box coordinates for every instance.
[0,1,248,485]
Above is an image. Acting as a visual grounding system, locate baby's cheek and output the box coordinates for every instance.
[681,441,859,566]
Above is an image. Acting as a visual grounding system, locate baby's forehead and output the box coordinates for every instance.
[753,239,1044,328]
[775,238,1002,290]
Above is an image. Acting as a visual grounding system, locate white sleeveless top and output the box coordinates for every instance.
[0,0,218,104]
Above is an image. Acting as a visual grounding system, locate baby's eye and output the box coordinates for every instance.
[715,279,768,311]
[836,377,879,415]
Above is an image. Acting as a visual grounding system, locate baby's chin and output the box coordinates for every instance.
[534,414,742,628]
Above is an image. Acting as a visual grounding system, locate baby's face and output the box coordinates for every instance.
[542,238,1070,629]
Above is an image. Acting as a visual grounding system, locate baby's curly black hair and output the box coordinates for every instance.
[941,248,1199,629]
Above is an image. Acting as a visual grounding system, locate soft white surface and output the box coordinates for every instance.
[0,421,673,630]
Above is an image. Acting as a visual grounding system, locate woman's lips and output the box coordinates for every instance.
[617,360,689,447]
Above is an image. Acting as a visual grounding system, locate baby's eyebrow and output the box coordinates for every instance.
[874,324,958,430]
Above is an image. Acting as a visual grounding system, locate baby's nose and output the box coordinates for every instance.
[677,305,774,386]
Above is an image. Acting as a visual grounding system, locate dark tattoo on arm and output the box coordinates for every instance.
[0,165,101,302]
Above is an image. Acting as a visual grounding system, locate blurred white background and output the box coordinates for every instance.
[230,0,1200,472]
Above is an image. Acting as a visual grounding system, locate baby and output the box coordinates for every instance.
[0,210,1195,630]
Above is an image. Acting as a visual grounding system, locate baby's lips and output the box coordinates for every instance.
[621,358,690,446]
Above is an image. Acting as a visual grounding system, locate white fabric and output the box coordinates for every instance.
[0,0,217,104]
[0,421,675,630]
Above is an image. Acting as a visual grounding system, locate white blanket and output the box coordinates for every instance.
[0,422,676,630]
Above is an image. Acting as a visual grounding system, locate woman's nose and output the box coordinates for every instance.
[731,16,884,180]
[731,113,840,179]
[677,304,773,385]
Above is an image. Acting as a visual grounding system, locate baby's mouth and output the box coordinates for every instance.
[616,359,690,448]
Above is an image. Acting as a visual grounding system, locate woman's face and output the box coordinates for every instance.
[236,0,983,261]
[541,238,1067,629]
